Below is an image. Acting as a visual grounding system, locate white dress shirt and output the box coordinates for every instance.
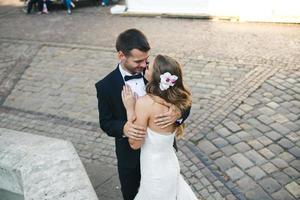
[119,64,146,97]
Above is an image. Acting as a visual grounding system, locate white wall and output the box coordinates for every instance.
[125,0,300,23]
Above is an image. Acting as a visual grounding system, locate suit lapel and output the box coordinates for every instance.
[112,66,125,92]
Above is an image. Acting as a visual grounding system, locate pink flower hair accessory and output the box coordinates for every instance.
[159,72,178,91]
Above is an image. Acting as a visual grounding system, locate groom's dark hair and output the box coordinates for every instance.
[116,28,150,56]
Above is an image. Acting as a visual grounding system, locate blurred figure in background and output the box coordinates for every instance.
[63,0,72,14]
[26,0,50,14]
[101,0,109,6]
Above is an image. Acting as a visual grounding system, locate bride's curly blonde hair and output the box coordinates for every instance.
[146,55,192,138]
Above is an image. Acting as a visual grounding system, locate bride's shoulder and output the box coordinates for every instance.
[135,95,154,114]
[136,95,154,108]
[137,95,154,104]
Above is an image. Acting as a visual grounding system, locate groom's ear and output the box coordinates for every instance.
[118,51,126,61]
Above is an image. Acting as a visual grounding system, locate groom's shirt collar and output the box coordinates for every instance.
[118,63,133,82]
[118,63,146,97]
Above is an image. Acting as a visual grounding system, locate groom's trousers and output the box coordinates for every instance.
[118,164,141,200]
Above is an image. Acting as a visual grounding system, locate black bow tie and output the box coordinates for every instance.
[124,73,143,81]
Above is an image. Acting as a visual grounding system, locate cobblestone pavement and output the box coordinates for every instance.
[0,2,300,200]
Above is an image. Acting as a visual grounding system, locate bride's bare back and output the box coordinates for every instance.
[139,95,176,135]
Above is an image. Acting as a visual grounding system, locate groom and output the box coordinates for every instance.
[95,29,190,200]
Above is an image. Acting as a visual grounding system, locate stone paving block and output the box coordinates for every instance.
[271,188,296,200]
[215,127,232,137]
[286,113,298,121]
[190,165,199,173]
[239,123,252,131]
[267,102,280,109]
[200,177,211,187]
[217,187,233,199]
[258,107,276,116]
[240,104,253,112]
[272,114,290,124]
[257,136,273,146]
[273,96,284,104]
[210,151,223,160]
[244,186,272,200]
[205,196,215,200]
[221,145,237,156]
[207,185,216,193]
[268,144,285,155]
[236,131,252,141]
[226,135,241,145]
[258,177,281,194]
[261,162,278,174]
[234,142,251,153]
[245,150,266,165]
[212,137,229,148]
[247,140,264,150]
[257,115,274,125]
[223,121,242,133]
[272,89,284,96]
[236,176,258,192]
[215,156,234,172]
[189,176,199,185]
[283,121,299,132]
[225,194,237,200]
[212,191,224,200]
[185,160,193,167]
[230,153,254,170]
[288,146,300,158]
[261,83,276,92]
[197,139,218,155]
[265,131,282,141]
[206,171,218,184]
[247,118,261,127]
[194,182,203,191]
[278,138,294,149]
[246,166,266,181]
[206,132,219,140]
[290,160,300,171]
[243,98,260,106]
[282,94,294,102]
[258,148,275,159]
[270,123,291,135]
[285,181,300,199]
[233,109,245,117]
[278,152,296,163]
[247,128,263,138]
[184,171,193,178]
[200,188,209,199]
[256,123,272,133]
[194,170,203,179]
[226,167,244,181]
[283,167,299,179]
[276,106,290,115]
[271,171,291,186]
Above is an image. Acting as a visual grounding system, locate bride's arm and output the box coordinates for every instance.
[128,98,149,150]
[122,85,148,149]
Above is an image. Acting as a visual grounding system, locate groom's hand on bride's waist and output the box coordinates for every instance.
[123,121,146,140]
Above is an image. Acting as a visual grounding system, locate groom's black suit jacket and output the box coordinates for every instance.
[95,66,191,168]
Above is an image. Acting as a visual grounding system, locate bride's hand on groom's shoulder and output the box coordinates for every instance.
[121,85,137,111]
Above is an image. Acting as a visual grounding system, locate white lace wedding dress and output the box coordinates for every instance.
[134,128,198,200]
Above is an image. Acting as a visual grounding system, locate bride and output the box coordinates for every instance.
[122,54,198,200]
